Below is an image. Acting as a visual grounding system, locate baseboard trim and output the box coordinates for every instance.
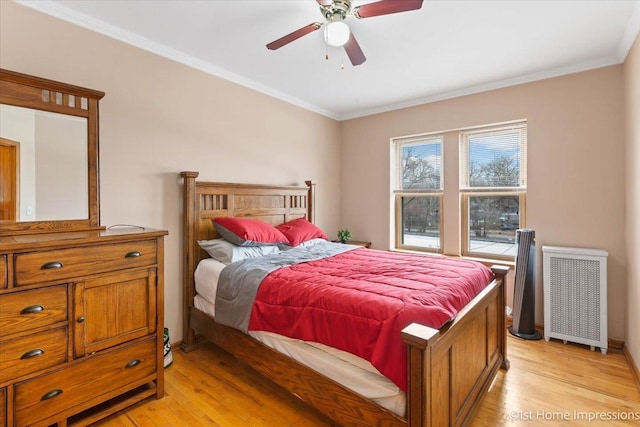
[624,345,640,393]
[505,315,624,350]
[609,338,625,351]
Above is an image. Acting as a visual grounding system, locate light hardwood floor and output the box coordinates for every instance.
[100,335,640,426]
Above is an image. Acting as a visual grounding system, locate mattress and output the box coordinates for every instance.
[193,258,406,416]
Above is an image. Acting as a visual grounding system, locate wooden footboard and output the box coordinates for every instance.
[402,265,510,427]
[180,171,510,427]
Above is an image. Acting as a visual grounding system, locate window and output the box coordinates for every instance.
[392,136,443,252]
[391,121,527,261]
[460,123,527,259]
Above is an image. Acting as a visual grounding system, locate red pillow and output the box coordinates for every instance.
[213,217,289,247]
[276,218,328,247]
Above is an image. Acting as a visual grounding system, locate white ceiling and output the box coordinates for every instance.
[18,0,640,121]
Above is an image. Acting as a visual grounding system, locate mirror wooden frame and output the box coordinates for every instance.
[0,68,105,235]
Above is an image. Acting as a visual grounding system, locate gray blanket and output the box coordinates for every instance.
[215,241,356,332]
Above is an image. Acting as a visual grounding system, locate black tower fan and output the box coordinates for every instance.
[509,229,541,340]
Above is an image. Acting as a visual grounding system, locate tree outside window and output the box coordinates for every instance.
[391,122,526,260]
[461,124,527,259]
[394,138,443,252]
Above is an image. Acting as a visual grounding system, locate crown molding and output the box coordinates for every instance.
[616,0,640,61]
[15,0,638,123]
[14,0,340,121]
[340,55,622,121]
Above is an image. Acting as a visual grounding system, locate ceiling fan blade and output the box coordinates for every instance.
[344,32,366,66]
[353,0,423,19]
[266,23,322,50]
[316,0,333,6]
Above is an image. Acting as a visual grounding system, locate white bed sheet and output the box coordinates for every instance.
[193,258,406,417]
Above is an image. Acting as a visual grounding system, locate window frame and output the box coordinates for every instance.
[392,135,444,253]
[461,191,527,261]
[394,193,443,252]
[460,123,527,260]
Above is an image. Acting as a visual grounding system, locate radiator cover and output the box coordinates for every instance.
[542,246,608,354]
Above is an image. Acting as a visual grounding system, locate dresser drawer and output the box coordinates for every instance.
[0,326,68,383]
[0,285,67,335]
[14,337,156,426]
[14,240,157,287]
[0,255,6,289]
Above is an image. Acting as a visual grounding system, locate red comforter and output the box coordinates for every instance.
[248,248,494,392]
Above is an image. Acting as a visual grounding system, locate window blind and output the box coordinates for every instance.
[460,123,527,190]
[394,135,443,192]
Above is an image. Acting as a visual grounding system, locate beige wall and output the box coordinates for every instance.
[0,2,342,343]
[341,66,627,340]
[624,34,640,367]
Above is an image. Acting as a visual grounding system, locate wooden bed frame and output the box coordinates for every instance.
[180,171,510,427]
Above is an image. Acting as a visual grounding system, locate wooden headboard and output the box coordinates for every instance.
[180,171,316,340]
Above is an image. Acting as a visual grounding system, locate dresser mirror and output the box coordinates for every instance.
[0,69,104,234]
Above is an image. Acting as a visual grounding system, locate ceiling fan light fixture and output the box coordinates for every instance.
[324,21,350,47]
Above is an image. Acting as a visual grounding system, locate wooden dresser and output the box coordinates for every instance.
[0,227,167,426]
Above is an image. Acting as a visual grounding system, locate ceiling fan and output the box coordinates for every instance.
[266,0,424,66]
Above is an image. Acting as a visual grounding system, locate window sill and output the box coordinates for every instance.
[390,248,515,270]
[390,247,443,257]
[459,255,515,270]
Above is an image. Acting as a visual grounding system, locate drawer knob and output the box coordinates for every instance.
[21,348,45,359]
[125,251,141,258]
[20,305,44,315]
[125,359,141,368]
[77,316,85,323]
[41,389,63,401]
[41,261,63,270]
